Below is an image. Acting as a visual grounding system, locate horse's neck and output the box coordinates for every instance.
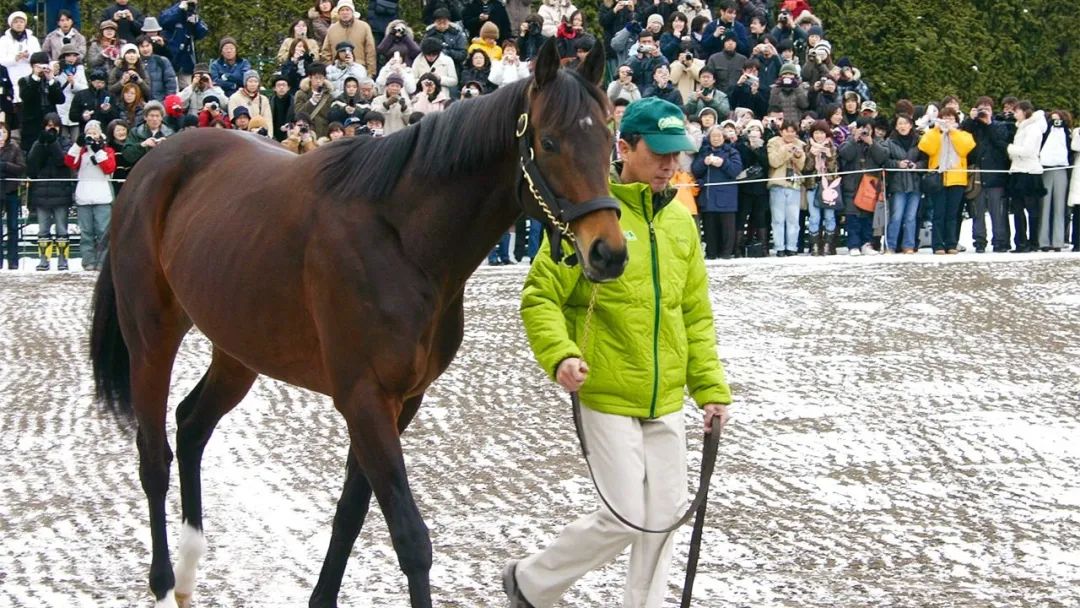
[404,155,522,286]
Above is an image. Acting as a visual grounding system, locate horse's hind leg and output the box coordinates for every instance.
[173,348,258,608]
[309,395,423,608]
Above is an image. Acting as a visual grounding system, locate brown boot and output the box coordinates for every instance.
[811,230,823,256]
[825,231,838,256]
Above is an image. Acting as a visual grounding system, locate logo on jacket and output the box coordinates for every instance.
[624,230,638,241]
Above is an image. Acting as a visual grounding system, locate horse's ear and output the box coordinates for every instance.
[534,37,560,89]
[578,41,606,87]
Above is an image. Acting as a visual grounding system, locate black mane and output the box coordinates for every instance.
[314,70,607,202]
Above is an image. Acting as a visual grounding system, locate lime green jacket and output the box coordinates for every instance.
[520,179,732,419]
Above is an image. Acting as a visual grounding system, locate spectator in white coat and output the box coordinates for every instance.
[376,51,416,94]
[326,40,369,96]
[0,11,42,102]
[62,119,116,270]
[538,0,577,38]
[488,41,529,87]
[55,44,88,140]
[411,37,458,98]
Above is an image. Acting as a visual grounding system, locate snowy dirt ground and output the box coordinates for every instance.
[1,252,1079,608]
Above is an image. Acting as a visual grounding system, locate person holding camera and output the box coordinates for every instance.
[489,40,530,87]
[63,118,115,271]
[178,62,224,116]
[53,44,87,140]
[918,106,976,255]
[377,19,420,66]
[195,94,229,128]
[658,11,691,62]
[514,15,545,62]
[292,61,334,137]
[136,34,176,101]
[411,37,458,98]
[538,0,576,38]
[838,116,888,255]
[410,72,449,114]
[320,0,377,76]
[693,122,744,258]
[1,11,43,103]
[327,41,370,96]
[227,69,272,127]
[69,68,118,130]
[107,43,150,100]
[156,0,208,89]
[727,60,765,116]
[86,20,121,70]
[42,10,87,62]
[422,8,468,68]
[704,29,746,92]
[701,1,748,57]
[626,31,668,87]
[458,49,493,94]
[372,72,411,134]
[642,63,682,105]
[683,66,729,117]
[768,62,808,125]
[328,76,365,122]
[267,74,293,142]
[766,118,806,256]
[960,96,1013,252]
[606,64,641,103]
[283,113,318,154]
[99,0,144,45]
[277,19,320,65]
[18,52,65,151]
[0,118,25,270]
[27,113,73,270]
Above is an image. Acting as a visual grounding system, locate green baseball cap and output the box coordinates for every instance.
[619,97,695,154]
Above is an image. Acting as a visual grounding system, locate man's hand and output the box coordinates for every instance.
[556,357,589,392]
[703,404,729,433]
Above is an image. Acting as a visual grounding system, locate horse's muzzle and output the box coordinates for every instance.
[585,238,628,282]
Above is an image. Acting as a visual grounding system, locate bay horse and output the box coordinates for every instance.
[89,39,626,608]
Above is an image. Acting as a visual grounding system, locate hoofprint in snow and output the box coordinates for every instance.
[1,253,1078,607]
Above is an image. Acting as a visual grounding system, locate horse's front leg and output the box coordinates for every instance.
[336,385,432,608]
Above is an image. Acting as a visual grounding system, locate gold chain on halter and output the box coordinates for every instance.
[578,283,599,358]
[517,112,576,246]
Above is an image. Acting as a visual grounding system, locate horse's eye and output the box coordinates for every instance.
[541,137,557,153]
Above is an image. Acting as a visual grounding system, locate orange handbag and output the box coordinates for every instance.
[854,171,884,213]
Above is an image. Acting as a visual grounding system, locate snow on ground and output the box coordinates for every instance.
[0,251,1078,607]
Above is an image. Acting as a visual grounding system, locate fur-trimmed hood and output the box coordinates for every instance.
[794,12,822,28]
[383,19,415,38]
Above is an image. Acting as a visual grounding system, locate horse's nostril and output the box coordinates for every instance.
[589,239,628,274]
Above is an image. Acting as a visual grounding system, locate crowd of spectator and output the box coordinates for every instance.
[0,0,1077,271]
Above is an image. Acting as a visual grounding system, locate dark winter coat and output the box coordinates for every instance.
[26,133,74,209]
[704,50,746,92]
[422,25,468,66]
[209,56,251,98]
[100,2,145,43]
[692,140,743,213]
[107,135,133,191]
[18,76,65,151]
[107,61,151,99]
[69,86,120,128]
[140,53,177,100]
[0,65,16,130]
[960,117,1013,189]
[701,18,749,57]
[838,137,889,214]
[0,140,26,195]
[158,2,209,75]
[462,0,511,42]
[736,137,769,196]
[599,3,640,55]
[643,81,683,106]
[727,81,767,118]
[883,133,926,194]
[368,0,400,43]
[270,92,294,142]
[768,84,809,125]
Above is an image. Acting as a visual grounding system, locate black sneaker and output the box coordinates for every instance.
[975,246,986,253]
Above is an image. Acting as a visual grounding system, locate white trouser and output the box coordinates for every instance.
[516,406,688,608]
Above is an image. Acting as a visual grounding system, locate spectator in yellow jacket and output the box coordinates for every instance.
[918,106,975,254]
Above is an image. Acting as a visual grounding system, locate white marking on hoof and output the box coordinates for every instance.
[154,589,180,608]
[173,522,207,600]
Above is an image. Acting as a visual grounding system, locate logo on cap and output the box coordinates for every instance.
[657,116,684,131]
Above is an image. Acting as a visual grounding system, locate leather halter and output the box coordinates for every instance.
[516,111,621,265]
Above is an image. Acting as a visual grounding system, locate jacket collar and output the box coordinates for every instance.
[608,163,675,221]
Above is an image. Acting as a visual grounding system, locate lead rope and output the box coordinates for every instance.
[570,285,720,608]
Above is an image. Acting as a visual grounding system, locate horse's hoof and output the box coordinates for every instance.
[175,592,192,608]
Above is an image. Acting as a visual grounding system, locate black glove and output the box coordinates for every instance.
[76,133,85,147]
[89,139,103,152]
[41,130,58,144]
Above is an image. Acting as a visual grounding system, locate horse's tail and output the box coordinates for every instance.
[90,253,132,421]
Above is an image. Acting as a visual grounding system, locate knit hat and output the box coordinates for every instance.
[219,36,238,52]
[243,69,260,84]
[646,14,664,28]
[813,40,831,55]
[99,19,118,32]
[860,100,878,113]
[89,68,108,82]
[778,62,799,78]
[335,40,355,53]
[697,107,718,121]
[181,114,199,129]
[385,73,405,87]
[232,106,250,120]
[420,37,442,56]
[141,16,162,32]
[120,43,138,57]
[479,21,499,40]
[777,38,794,52]
[144,100,166,116]
[334,0,355,17]
[163,94,184,117]
[808,25,824,38]
[84,119,103,136]
[193,62,210,74]
[248,116,268,131]
[744,119,764,133]
[719,119,737,130]
[836,56,853,68]
[201,95,220,106]
[306,62,327,76]
[29,51,50,66]
[59,44,81,58]
[7,11,27,27]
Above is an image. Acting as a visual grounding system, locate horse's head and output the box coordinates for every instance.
[519,38,627,283]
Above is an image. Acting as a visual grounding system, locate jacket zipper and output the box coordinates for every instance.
[646,194,661,419]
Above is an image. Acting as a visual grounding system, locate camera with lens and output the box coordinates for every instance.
[62,36,71,44]
[393,25,405,36]
[186,0,199,14]
[298,124,309,134]
[207,101,219,111]
[528,22,540,36]
[130,73,140,82]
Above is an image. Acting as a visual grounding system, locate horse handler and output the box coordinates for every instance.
[505,97,733,608]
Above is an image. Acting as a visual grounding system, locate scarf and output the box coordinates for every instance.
[938,129,959,171]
